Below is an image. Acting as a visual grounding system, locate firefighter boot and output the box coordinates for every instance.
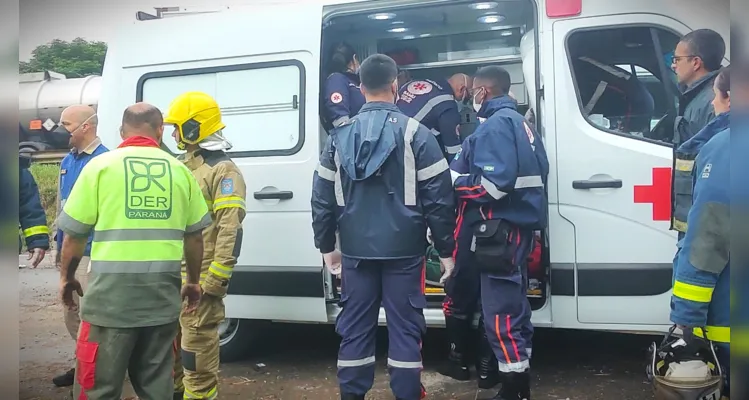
[340,394,365,400]
[394,383,427,400]
[437,316,471,381]
[493,371,531,400]
[477,316,500,389]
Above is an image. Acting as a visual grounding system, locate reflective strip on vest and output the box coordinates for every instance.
[481,175,545,200]
[693,326,730,343]
[673,281,714,303]
[90,260,181,273]
[413,94,454,122]
[93,228,185,242]
[57,211,94,237]
[403,118,420,206]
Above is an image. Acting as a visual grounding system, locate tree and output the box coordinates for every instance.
[20,38,107,77]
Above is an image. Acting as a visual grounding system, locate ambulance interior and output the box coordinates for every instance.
[321,0,549,311]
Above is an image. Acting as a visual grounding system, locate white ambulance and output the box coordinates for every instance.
[96,0,729,360]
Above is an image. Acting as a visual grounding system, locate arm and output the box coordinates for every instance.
[183,231,204,285]
[19,168,50,250]
[311,135,339,254]
[414,125,456,258]
[324,74,353,127]
[57,163,98,283]
[204,164,247,296]
[453,117,519,203]
[184,170,212,285]
[670,150,729,328]
[436,107,463,158]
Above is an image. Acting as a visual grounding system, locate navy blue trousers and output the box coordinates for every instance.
[480,228,535,373]
[336,255,426,400]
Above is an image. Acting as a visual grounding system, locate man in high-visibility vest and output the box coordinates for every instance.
[164,91,247,400]
[58,102,211,400]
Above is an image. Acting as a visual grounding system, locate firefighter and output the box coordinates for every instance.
[19,154,49,266]
[669,105,731,397]
[323,42,366,130]
[164,91,247,400]
[450,65,549,399]
[396,74,472,160]
[58,103,208,400]
[312,54,456,400]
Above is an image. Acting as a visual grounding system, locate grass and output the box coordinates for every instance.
[24,163,60,250]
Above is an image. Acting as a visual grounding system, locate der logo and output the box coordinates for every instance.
[124,157,173,219]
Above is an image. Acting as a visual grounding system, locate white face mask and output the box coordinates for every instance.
[473,88,484,113]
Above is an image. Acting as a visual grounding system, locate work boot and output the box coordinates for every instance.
[492,371,531,400]
[437,316,471,381]
[394,384,426,400]
[476,317,500,389]
[173,391,184,400]
[52,368,75,387]
[340,394,365,400]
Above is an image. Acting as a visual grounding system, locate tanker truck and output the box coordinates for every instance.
[18,71,101,153]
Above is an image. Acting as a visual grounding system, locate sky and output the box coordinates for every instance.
[19,0,300,61]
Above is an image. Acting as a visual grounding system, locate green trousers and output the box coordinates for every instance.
[73,320,179,400]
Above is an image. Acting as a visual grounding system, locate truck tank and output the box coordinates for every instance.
[19,71,101,151]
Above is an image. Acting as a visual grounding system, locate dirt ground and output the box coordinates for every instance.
[19,253,658,400]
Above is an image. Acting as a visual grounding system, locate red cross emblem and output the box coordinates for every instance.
[633,167,672,221]
[330,92,343,104]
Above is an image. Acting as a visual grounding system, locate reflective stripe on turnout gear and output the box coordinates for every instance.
[23,225,49,237]
[184,386,217,399]
[693,326,730,343]
[673,280,714,303]
[213,196,246,212]
[209,261,233,279]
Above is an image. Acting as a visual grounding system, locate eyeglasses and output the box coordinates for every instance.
[671,54,699,64]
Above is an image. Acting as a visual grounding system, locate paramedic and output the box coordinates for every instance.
[58,103,209,400]
[671,66,730,240]
[311,53,456,400]
[165,91,247,400]
[323,42,366,129]
[450,65,549,400]
[670,29,727,237]
[669,111,731,397]
[397,74,472,160]
[52,104,109,388]
[19,154,49,265]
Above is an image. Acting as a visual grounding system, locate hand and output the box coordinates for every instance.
[27,248,46,268]
[323,250,343,277]
[439,257,455,284]
[181,284,202,313]
[60,279,83,310]
[426,228,433,244]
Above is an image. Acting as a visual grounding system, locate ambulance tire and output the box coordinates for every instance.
[218,318,268,362]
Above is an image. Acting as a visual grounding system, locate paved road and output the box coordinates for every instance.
[20,257,657,400]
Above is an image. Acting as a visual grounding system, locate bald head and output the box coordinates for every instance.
[120,102,164,141]
[447,73,473,102]
[60,104,98,150]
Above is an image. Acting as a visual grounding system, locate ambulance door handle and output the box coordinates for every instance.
[572,179,622,189]
[254,190,294,200]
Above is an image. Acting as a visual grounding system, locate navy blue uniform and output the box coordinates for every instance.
[311,102,456,400]
[19,156,50,253]
[450,96,549,378]
[323,72,366,129]
[397,79,462,160]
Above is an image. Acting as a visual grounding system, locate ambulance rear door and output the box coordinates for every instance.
[548,13,692,327]
[117,3,328,323]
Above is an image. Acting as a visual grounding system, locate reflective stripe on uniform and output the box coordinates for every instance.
[57,211,94,237]
[338,356,376,368]
[213,196,246,211]
[90,260,181,273]
[481,175,544,200]
[181,272,208,285]
[417,158,449,182]
[672,218,688,233]
[209,261,233,279]
[23,225,49,237]
[387,358,423,369]
[445,144,462,155]
[675,158,695,172]
[497,359,530,373]
[334,150,345,206]
[333,116,350,127]
[403,118,420,206]
[693,326,730,343]
[93,228,185,242]
[673,281,714,303]
[184,386,217,400]
[316,164,336,182]
[413,94,454,122]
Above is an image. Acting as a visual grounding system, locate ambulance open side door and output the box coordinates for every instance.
[136,3,329,324]
[549,14,690,327]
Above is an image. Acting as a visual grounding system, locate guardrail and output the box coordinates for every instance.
[27,150,67,164]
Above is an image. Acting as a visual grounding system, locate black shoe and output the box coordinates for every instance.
[52,368,75,387]
[493,371,531,400]
[437,316,471,381]
[173,391,184,400]
[341,394,365,400]
[477,316,500,389]
[395,384,426,400]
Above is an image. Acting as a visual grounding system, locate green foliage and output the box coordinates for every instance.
[20,38,107,77]
[29,163,60,248]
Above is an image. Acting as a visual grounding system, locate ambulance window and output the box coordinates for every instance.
[138,61,304,157]
[567,26,680,145]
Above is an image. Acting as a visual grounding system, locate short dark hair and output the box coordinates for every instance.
[122,102,163,135]
[680,29,726,72]
[359,54,398,94]
[327,42,357,75]
[715,65,731,97]
[474,65,512,95]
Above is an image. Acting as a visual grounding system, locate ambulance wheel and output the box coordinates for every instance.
[218,318,266,362]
